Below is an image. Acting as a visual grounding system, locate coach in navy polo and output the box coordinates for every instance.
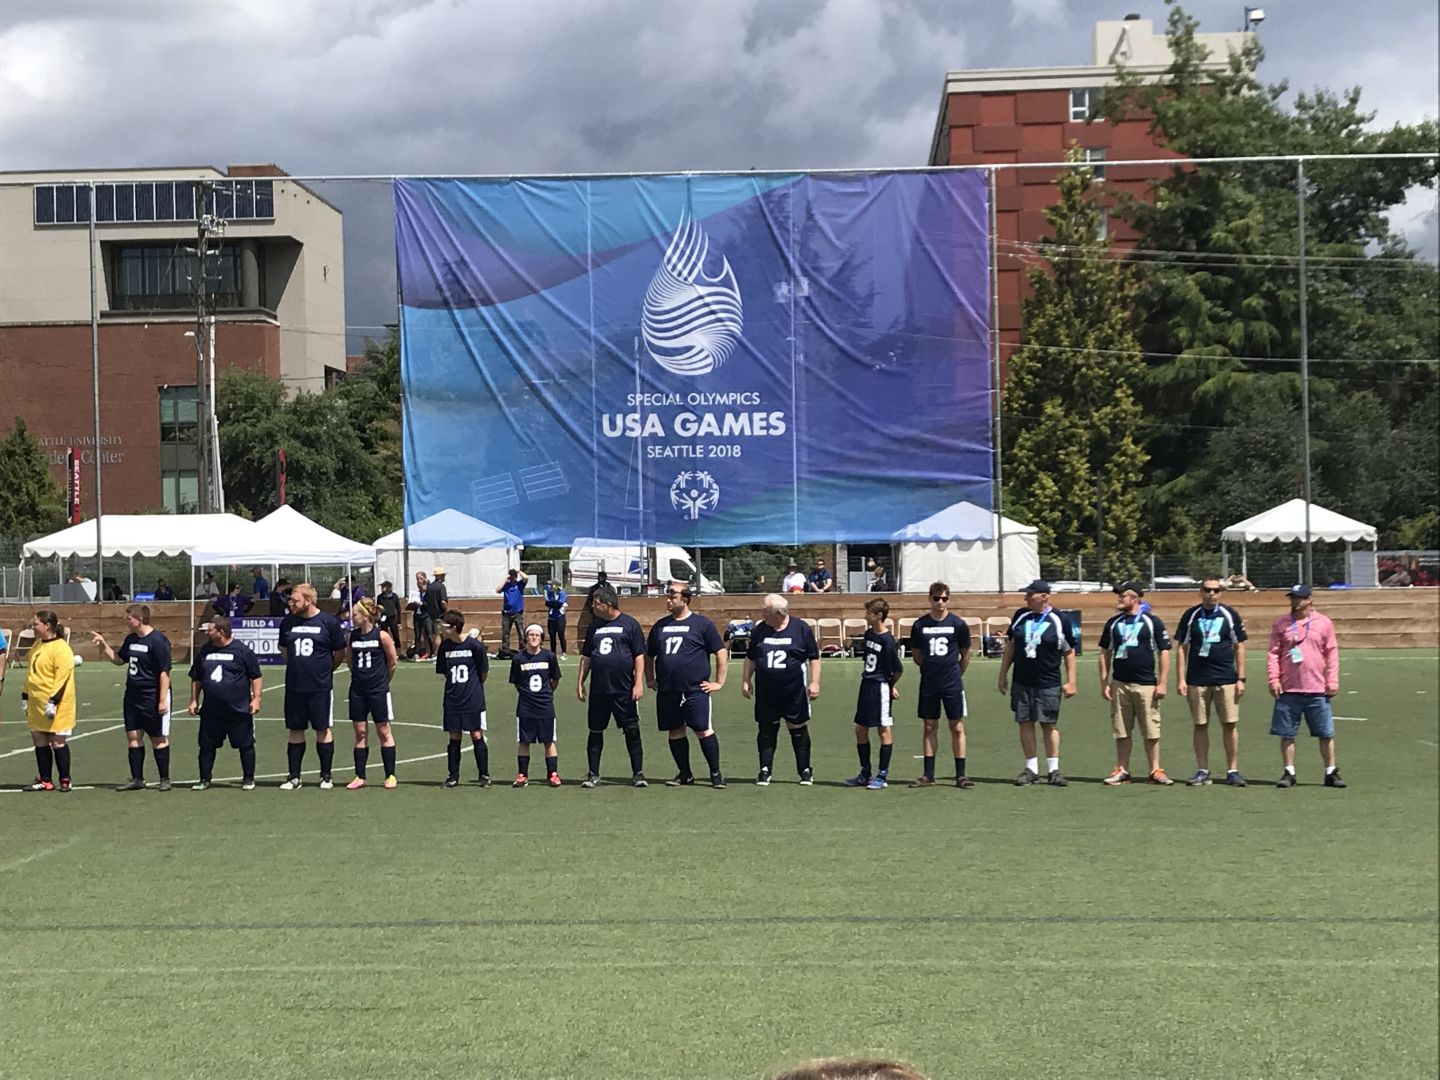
[1175,577,1250,787]
[997,580,1076,787]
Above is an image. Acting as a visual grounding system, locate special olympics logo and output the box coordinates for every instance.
[642,209,744,377]
[670,470,721,520]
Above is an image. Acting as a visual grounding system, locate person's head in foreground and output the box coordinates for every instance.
[772,1059,928,1080]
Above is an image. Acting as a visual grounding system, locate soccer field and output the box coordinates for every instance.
[0,649,1435,1079]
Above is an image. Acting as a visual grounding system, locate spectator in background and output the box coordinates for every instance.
[869,565,891,592]
[213,583,253,619]
[269,578,292,617]
[747,573,766,593]
[251,568,270,601]
[1268,585,1345,789]
[782,563,807,593]
[806,557,834,593]
[1381,564,1412,587]
[153,578,176,602]
[425,568,450,658]
[200,571,220,598]
[410,570,432,660]
[375,579,402,647]
[544,578,569,657]
[1224,572,1257,592]
[495,567,528,655]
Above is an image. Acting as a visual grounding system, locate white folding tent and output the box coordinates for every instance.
[892,501,1040,592]
[373,508,522,599]
[1220,498,1378,585]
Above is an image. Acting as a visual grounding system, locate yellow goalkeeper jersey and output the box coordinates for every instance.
[26,637,76,733]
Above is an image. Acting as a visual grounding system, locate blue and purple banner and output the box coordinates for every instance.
[395,171,992,545]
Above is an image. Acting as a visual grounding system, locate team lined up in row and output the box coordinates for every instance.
[11,574,1345,792]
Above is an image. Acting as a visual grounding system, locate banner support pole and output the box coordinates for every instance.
[988,168,1005,594]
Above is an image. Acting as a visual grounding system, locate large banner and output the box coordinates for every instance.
[395,171,993,545]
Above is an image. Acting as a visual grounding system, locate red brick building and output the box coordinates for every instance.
[928,17,1254,366]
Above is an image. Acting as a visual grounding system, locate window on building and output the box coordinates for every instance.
[1070,88,1103,122]
[111,243,252,311]
[1096,209,1110,242]
[1084,147,1107,181]
[33,179,275,226]
[159,386,200,513]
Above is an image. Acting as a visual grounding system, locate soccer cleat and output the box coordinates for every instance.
[1013,768,1039,786]
[477,775,492,788]
[346,777,367,790]
[241,778,256,791]
[665,774,695,787]
[1225,770,1248,787]
[58,778,72,793]
[1148,768,1174,786]
[710,772,726,789]
[866,774,888,790]
[1276,771,1297,788]
[279,777,302,791]
[547,772,562,788]
[756,767,772,787]
[1324,770,1347,788]
[1047,769,1068,787]
[157,778,173,792]
[631,772,648,788]
[384,775,399,789]
[513,774,529,788]
[1102,768,1132,786]
[443,776,460,789]
[318,776,334,791]
[191,780,211,791]
[115,778,146,792]
[842,772,871,787]
[955,775,975,790]
[909,776,935,788]
[580,773,600,789]
[799,768,814,786]
[1186,769,1212,786]
[28,777,53,792]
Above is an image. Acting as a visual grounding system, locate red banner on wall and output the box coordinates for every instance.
[67,448,81,524]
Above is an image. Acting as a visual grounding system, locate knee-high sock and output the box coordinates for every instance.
[789,726,812,774]
[239,746,257,780]
[380,744,397,777]
[623,724,644,774]
[198,746,217,782]
[316,741,335,778]
[757,722,779,771]
[698,732,721,776]
[446,741,461,778]
[668,736,692,778]
[35,745,54,781]
[544,754,558,777]
[354,746,369,779]
[587,731,604,775]
[879,744,894,774]
[53,746,71,781]
[857,741,873,775]
[471,738,488,779]
[517,754,531,777]
[286,742,305,779]
[127,746,145,780]
[153,746,170,780]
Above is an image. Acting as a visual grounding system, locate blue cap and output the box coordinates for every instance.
[1024,579,1053,594]
[1287,584,1312,598]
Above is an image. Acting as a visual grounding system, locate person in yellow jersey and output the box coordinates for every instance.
[24,610,77,792]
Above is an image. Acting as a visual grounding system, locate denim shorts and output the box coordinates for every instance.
[1269,693,1334,739]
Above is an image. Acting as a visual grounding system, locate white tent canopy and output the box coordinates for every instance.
[1221,499,1377,543]
[22,514,255,560]
[892,501,1040,592]
[373,508,522,598]
[187,505,375,566]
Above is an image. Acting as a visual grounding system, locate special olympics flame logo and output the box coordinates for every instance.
[670,470,721,520]
[642,209,744,377]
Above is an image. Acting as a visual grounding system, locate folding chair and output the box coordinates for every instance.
[895,617,916,657]
[962,617,982,649]
[984,616,1012,659]
[841,617,867,656]
[8,627,36,668]
[815,618,844,654]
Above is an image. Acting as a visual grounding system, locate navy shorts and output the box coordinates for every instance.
[516,712,557,744]
[1011,684,1062,724]
[754,689,810,727]
[588,692,640,732]
[443,708,487,735]
[656,690,713,733]
[284,689,333,732]
[918,682,966,722]
[348,687,393,725]
[854,681,895,729]
[123,693,170,738]
[1270,693,1335,739]
[199,707,256,750]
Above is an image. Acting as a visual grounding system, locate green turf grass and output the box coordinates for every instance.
[0,648,1435,1078]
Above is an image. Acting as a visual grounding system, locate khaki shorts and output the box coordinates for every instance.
[1188,683,1239,726]
[1110,682,1161,740]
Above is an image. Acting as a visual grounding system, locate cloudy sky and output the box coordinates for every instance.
[2,0,1435,344]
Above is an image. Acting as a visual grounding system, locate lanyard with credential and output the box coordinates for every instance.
[1115,615,1142,656]
[1023,615,1048,658]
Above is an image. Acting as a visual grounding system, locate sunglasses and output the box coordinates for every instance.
[1201,586,1221,593]
[930,595,949,602]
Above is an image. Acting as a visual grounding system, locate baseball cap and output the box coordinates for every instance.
[1287,584,1312,598]
[1114,580,1145,597]
[1023,579,1052,594]
[432,566,446,576]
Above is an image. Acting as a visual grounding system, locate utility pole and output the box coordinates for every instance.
[192,180,226,513]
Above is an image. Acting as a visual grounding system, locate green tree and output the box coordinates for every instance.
[0,418,67,540]
[1003,158,1149,577]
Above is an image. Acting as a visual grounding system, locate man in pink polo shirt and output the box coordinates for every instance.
[1267,584,1345,789]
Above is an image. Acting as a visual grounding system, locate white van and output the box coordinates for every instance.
[569,539,724,595]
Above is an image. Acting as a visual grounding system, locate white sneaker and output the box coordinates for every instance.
[279,777,302,791]
[318,776,334,790]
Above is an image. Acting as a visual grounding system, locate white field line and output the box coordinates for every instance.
[0,835,83,871]
[206,750,449,785]
[0,722,125,760]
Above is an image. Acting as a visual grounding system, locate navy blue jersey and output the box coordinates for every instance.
[746,619,818,696]
[1175,603,1248,685]
[510,648,562,719]
[436,637,489,714]
[1100,612,1171,686]
[860,629,902,685]
[119,629,172,697]
[1007,608,1073,688]
[348,625,391,694]
[909,614,970,688]
[189,639,261,712]
[278,611,347,692]
[647,613,724,693]
[582,612,647,696]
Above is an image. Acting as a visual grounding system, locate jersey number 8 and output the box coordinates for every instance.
[528,673,544,692]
